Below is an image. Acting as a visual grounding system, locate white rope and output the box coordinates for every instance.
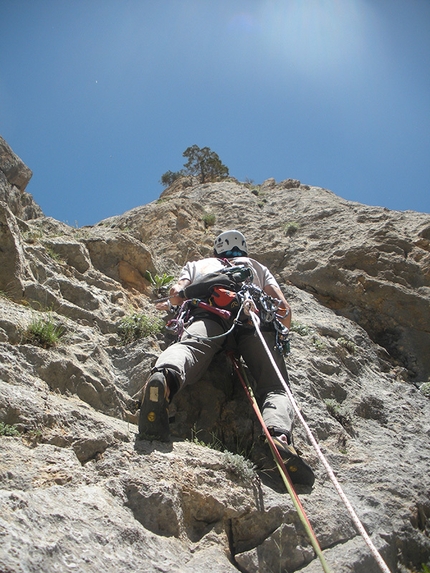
[248,308,392,573]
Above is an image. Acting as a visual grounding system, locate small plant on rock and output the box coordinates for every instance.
[290,321,311,336]
[0,422,21,437]
[22,314,66,349]
[190,426,224,450]
[118,312,164,344]
[45,247,65,264]
[420,383,430,398]
[312,335,326,351]
[202,212,216,228]
[338,337,357,354]
[144,271,174,296]
[223,451,256,482]
[324,399,355,435]
[284,221,299,236]
[22,229,43,244]
[325,399,342,417]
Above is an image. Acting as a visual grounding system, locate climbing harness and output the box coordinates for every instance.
[165,280,291,350]
[228,351,332,573]
[243,300,392,573]
[165,297,247,341]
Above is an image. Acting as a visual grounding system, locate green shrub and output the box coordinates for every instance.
[223,451,256,482]
[338,337,357,354]
[324,399,342,417]
[22,315,66,348]
[23,230,43,244]
[284,221,299,236]
[312,335,326,351]
[420,382,430,398]
[118,313,164,344]
[290,321,311,336]
[45,247,64,264]
[0,422,20,437]
[202,212,216,228]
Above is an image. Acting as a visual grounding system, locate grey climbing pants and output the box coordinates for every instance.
[154,316,294,436]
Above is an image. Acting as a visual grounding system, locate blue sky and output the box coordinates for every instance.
[1,0,429,226]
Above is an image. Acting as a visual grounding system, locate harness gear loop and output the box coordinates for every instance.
[227,351,332,573]
[246,306,392,573]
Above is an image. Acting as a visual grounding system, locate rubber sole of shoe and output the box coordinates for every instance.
[272,437,315,487]
[283,455,315,487]
[138,375,170,442]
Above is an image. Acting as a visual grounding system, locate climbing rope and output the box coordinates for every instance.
[228,351,332,573]
[245,301,392,573]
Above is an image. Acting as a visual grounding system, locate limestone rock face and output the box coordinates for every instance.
[0,141,429,573]
[0,136,42,220]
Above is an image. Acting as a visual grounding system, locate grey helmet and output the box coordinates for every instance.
[214,230,248,258]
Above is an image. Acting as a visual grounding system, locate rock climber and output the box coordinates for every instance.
[138,229,314,486]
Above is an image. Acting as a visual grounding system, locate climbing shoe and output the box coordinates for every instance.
[272,435,315,487]
[138,372,170,442]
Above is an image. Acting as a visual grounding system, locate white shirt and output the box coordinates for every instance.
[179,257,279,290]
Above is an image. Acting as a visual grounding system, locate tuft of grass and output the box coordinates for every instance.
[290,321,311,336]
[338,337,357,354]
[22,229,44,244]
[190,426,224,450]
[420,383,430,398]
[312,335,326,351]
[189,426,256,482]
[45,247,65,264]
[284,221,299,236]
[324,399,355,435]
[118,312,164,344]
[202,212,216,228]
[325,399,342,417]
[0,422,21,437]
[22,315,66,348]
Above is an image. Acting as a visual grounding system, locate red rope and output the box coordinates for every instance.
[227,352,326,562]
